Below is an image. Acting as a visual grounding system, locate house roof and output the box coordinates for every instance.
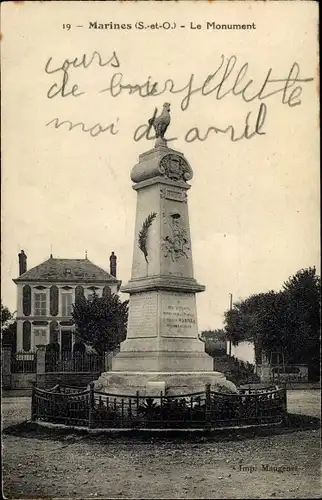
[13,257,118,283]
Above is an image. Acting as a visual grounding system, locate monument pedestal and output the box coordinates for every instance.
[94,371,237,397]
[94,138,237,396]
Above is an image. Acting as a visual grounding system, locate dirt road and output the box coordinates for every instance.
[2,390,321,499]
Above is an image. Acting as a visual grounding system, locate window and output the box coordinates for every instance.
[61,293,73,316]
[34,292,47,316]
[33,328,47,346]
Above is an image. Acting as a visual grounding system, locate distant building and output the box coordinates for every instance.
[13,250,121,353]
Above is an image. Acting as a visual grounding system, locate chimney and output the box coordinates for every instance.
[109,251,117,277]
[18,250,27,276]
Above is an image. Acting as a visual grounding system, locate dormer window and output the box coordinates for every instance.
[64,268,72,275]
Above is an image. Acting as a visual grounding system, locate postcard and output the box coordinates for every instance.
[1,1,320,499]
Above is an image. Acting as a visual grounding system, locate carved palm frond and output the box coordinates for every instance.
[138,212,157,263]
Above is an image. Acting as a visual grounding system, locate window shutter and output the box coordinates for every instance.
[50,286,59,316]
[103,285,111,297]
[75,285,84,302]
[50,320,59,343]
[22,285,31,316]
[22,321,31,351]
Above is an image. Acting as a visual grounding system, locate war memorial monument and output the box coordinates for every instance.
[95,103,237,396]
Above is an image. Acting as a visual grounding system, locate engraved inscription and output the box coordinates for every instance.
[127,292,158,338]
[163,305,196,331]
[160,188,187,202]
[160,293,197,338]
[166,189,185,202]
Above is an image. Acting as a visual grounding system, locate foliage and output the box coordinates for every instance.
[223,267,321,373]
[1,302,13,328]
[71,291,128,355]
[1,302,17,350]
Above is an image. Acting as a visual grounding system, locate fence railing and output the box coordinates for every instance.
[31,383,287,430]
[11,351,37,373]
[45,352,104,373]
[271,372,307,383]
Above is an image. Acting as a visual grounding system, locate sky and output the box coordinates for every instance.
[1,1,320,331]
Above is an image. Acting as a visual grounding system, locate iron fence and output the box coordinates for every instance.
[32,383,287,430]
[11,351,37,373]
[271,372,307,383]
[45,352,104,373]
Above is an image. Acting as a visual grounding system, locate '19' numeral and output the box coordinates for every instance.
[63,24,71,31]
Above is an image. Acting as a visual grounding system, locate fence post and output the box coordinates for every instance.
[2,345,12,390]
[31,382,36,422]
[205,383,211,430]
[281,387,288,425]
[88,382,95,429]
[136,390,140,416]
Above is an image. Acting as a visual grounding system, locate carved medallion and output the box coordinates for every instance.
[159,154,193,182]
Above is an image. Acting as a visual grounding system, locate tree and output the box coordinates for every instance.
[1,302,17,351]
[282,267,320,377]
[71,291,129,356]
[223,267,321,378]
[1,302,12,329]
[224,291,291,359]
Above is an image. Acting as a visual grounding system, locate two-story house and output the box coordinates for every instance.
[13,250,121,353]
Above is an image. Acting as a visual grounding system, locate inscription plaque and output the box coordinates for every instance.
[160,292,197,338]
[161,188,186,202]
[127,292,158,338]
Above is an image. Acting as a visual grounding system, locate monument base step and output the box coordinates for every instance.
[93,371,238,396]
[111,350,214,372]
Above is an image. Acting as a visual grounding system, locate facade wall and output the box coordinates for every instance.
[16,282,118,351]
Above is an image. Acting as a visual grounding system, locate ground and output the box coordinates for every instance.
[2,390,321,499]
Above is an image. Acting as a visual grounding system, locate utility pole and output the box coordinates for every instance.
[228,293,233,357]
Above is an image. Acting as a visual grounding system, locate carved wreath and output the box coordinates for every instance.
[138,212,157,263]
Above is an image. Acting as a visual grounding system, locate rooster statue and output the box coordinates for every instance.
[148,102,171,147]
